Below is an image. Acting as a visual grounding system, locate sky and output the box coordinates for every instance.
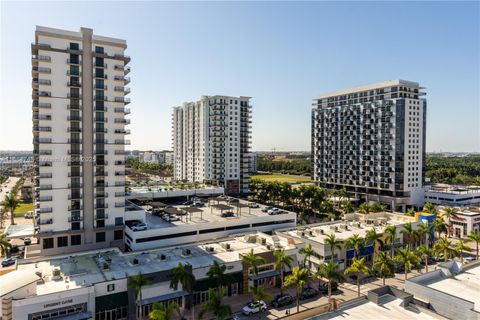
[0,1,479,152]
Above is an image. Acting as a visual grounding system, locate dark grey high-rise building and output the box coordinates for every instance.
[312,80,426,211]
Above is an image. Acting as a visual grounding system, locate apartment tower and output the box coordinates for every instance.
[312,80,426,211]
[172,96,252,194]
[32,26,131,255]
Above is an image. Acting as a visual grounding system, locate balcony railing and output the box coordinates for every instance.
[68,205,83,211]
[96,203,108,209]
[68,150,81,155]
[67,116,82,121]
[67,58,81,64]
[95,106,107,112]
[95,127,108,133]
[39,173,52,178]
[68,216,83,222]
[38,219,53,225]
[68,194,82,200]
[32,55,51,62]
[67,81,82,87]
[114,118,130,124]
[67,93,81,99]
[115,202,125,207]
[38,196,53,202]
[114,97,130,104]
[94,117,108,122]
[67,70,81,76]
[68,127,82,132]
[95,213,109,220]
[95,150,108,155]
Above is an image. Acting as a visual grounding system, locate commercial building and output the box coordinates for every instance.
[0,232,298,320]
[425,184,480,206]
[172,96,252,194]
[443,207,480,238]
[279,212,420,270]
[312,80,427,211]
[31,26,131,255]
[406,261,480,320]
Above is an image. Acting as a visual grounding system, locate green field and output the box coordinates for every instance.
[14,202,34,216]
[250,174,311,183]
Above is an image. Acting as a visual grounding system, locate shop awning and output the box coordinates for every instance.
[54,311,92,320]
[139,291,188,306]
[249,270,280,281]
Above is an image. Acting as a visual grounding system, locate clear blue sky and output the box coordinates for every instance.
[1,1,479,152]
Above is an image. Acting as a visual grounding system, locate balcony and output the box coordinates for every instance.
[95,127,108,133]
[96,203,108,209]
[38,219,53,225]
[67,104,81,110]
[38,196,52,202]
[114,118,130,124]
[32,55,51,62]
[67,138,82,143]
[67,115,82,121]
[114,150,126,155]
[114,75,130,84]
[67,58,81,65]
[34,138,52,144]
[68,172,82,177]
[95,62,108,68]
[39,162,52,167]
[114,86,130,94]
[95,84,107,90]
[68,183,83,188]
[68,216,83,222]
[95,182,108,187]
[67,70,81,76]
[114,97,130,104]
[95,106,107,112]
[114,107,130,114]
[38,185,52,190]
[95,96,107,101]
[33,126,52,132]
[114,53,131,63]
[114,139,130,145]
[94,117,108,122]
[114,171,126,176]
[67,93,81,99]
[68,127,82,133]
[95,171,108,177]
[95,213,109,220]
[114,181,126,187]
[95,138,108,143]
[68,193,82,200]
[94,73,108,79]
[114,129,130,134]
[115,192,126,197]
[67,81,82,87]
[115,202,125,208]
[95,150,108,155]
[68,205,83,211]
[96,160,109,166]
[39,173,52,179]
[95,192,108,198]
[33,102,51,109]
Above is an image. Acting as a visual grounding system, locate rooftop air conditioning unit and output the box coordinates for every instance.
[133,258,139,265]
[182,248,191,256]
[52,268,61,280]
[319,229,324,234]
[160,254,166,260]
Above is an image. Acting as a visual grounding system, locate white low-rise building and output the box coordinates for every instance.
[425,184,480,206]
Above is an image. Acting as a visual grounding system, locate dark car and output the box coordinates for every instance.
[221,211,235,218]
[182,200,193,206]
[271,294,294,308]
[1,258,16,267]
[299,287,318,300]
[318,281,338,294]
[191,202,205,208]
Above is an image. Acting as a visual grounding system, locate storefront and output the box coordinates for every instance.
[95,292,129,320]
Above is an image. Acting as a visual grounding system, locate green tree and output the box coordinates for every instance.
[424,202,437,215]
[325,234,342,262]
[369,202,382,213]
[442,207,459,237]
[170,262,196,319]
[207,260,232,289]
[299,244,319,273]
[395,247,420,281]
[416,244,433,273]
[317,262,344,299]
[249,284,272,303]
[242,249,266,277]
[455,239,471,264]
[385,225,397,258]
[198,289,232,320]
[466,231,480,260]
[433,217,448,239]
[343,200,354,214]
[365,228,384,261]
[400,222,418,251]
[358,203,370,215]
[344,257,371,297]
[0,233,12,257]
[406,208,416,217]
[284,266,310,313]
[373,251,395,285]
[346,234,364,259]
[433,237,458,262]
[2,193,18,226]
[273,249,293,295]
[129,272,152,320]
[148,302,178,320]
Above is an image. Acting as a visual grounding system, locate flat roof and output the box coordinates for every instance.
[317,80,423,99]
[14,232,296,296]
[308,294,441,320]
[0,270,40,297]
[422,264,480,311]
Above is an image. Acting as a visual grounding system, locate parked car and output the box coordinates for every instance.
[300,287,318,300]
[267,208,280,215]
[221,211,235,218]
[182,200,193,206]
[191,202,205,208]
[271,294,294,308]
[249,202,259,208]
[165,215,180,222]
[24,211,34,219]
[318,281,338,294]
[1,258,16,267]
[262,206,274,213]
[131,223,147,232]
[24,237,31,246]
[228,198,239,203]
[242,300,267,316]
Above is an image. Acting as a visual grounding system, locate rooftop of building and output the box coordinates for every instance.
[408,261,480,312]
[280,212,417,245]
[426,183,480,194]
[307,294,444,320]
[35,26,127,47]
[317,79,424,100]
[12,232,296,296]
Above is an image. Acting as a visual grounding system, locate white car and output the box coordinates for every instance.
[249,202,259,208]
[165,215,180,222]
[267,208,280,215]
[131,223,147,232]
[242,300,267,316]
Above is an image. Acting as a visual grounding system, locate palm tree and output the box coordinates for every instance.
[273,249,293,295]
[400,222,418,251]
[346,234,364,259]
[466,231,480,260]
[343,200,354,214]
[406,207,416,217]
[385,225,397,258]
[344,257,370,297]
[365,228,384,261]
[242,249,266,277]
[433,217,448,239]
[455,240,471,264]
[170,262,196,319]
[358,203,370,215]
[0,233,12,257]
[369,202,382,213]
[373,251,395,285]
[433,238,458,262]
[417,222,434,247]
[416,245,433,273]
[149,302,178,320]
[325,234,342,262]
[424,202,437,215]
[299,244,319,273]
[395,247,420,281]
[442,207,459,237]
[249,284,272,303]
[284,266,310,313]
[198,289,232,320]
[207,260,232,289]
[318,262,344,299]
[129,272,152,320]
[2,194,18,226]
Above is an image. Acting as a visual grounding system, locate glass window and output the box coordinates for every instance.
[57,236,68,247]
[71,234,82,246]
[43,238,54,249]
[96,232,106,243]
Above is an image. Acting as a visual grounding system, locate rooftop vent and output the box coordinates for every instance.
[182,248,191,256]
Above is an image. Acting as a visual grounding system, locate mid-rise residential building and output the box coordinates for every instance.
[172,96,252,193]
[312,80,427,211]
[31,26,131,255]
[247,152,257,173]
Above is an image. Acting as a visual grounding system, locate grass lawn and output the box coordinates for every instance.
[14,202,34,217]
[250,174,311,184]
